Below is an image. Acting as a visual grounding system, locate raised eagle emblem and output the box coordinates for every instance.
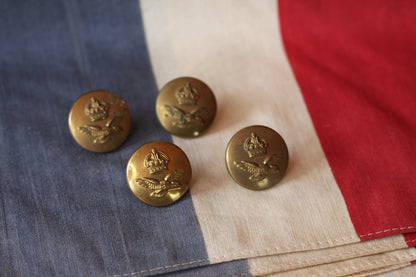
[234,155,280,182]
[136,170,184,198]
[78,116,123,144]
[164,105,207,128]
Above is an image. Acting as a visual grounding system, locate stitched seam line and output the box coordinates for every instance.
[353,262,410,275]
[359,226,416,237]
[313,254,416,277]
[252,239,416,272]
[109,226,416,277]
[231,273,251,277]
[215,235,358,260]
[250,253,416,277]
[108,259,208,277]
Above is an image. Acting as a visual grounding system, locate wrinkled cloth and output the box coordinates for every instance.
[1,1,415,276]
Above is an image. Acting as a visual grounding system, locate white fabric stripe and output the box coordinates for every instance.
[247,234,408,275]
[262,247,416,277]
[141,0,408,266]
[264,263,415,277]
[351,263,412,277]
[374,263,416,277]
[141,0,357,262]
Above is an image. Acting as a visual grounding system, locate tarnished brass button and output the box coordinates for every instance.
[226,125,289,190]
[68,90,131,153]
[126,141,192,206]
[156,77,217,137]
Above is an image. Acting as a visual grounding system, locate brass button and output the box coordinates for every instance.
[156,77,217,137]
[226,125,289,190]
[68,90,131,153]
[126,141,192,206]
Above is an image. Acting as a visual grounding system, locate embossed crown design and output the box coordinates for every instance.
[244,132,268,157]
[84,97,109,122]
[144,148,170,174]
[175,82,199,105]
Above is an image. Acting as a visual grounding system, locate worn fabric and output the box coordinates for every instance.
[1,0,415,276]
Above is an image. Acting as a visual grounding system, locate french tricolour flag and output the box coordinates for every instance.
[1,0,415,276]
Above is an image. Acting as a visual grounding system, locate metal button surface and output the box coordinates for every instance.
[156,77,217,137]
[126,141,192,206]
[226,125,289,190]
[68,90,131,153]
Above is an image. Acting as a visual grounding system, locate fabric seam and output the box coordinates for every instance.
[250,253,416,276]
[109,259,208,277]
[359,227,416,238]
[109,227,416,277]
[251,239,416,274]
[312,253,416,277]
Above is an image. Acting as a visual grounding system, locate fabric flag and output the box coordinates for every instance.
[0,0,415,276]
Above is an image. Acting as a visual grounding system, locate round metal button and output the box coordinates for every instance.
[126,141,192,206]
[68,90,131,153]
[226,125,289,190]
[156,77,217,137]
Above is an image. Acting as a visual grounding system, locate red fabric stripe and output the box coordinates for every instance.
[404,233,416,248]
[279,1,416,240]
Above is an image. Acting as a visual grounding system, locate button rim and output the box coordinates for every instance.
[225,125,289,190]
[126,141,192,207]
[155,76,217,138]
[68,90,131,153]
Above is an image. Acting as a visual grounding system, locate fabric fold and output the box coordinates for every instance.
[246,234,411,275]
[262,247,416,277]
[1,0,414,276]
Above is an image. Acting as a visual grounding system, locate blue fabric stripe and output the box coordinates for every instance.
[157,260,252,277]
[0,1,211,276]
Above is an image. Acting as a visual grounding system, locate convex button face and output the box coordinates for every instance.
[126,141,192,206]
[156,77,217,137]
[226,125,289,190]
[68,90,131,153]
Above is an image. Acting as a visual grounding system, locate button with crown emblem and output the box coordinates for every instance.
[225,125,289,190]
[68,90,131,153]
[156,77,217,137]
[126,141,192,206]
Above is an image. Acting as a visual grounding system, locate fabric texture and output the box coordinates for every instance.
[279,0,416,241]
[0,0,415,276]
[0,1,213,276]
